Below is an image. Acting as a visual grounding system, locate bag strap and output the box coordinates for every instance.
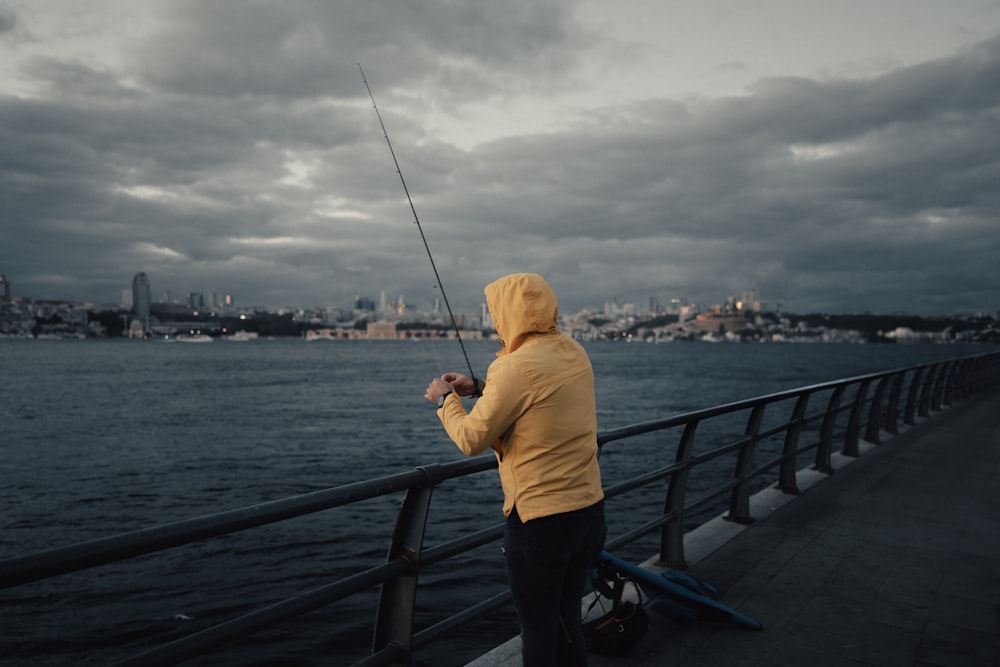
[589,560,631,613]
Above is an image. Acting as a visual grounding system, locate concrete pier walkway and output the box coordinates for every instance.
[470,391,1000,667]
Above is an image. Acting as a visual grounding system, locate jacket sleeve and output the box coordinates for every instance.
[437,359,531,456]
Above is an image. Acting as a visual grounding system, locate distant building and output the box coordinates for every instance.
[0,274,10,302]
[690,311,748,334]
[132,272,152,333]
[740,288,762,313]
[367,321,398,339]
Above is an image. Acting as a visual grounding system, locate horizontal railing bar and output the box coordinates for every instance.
[684,481,741,517]
[752,432,843,477]
[750,454,792,479]
[0,458,496,589]
[410,589,513,650]
[420,524,504,564]
[602,464,682,500]
[113,557,414,667]
[597,357,971,447]
[604,448,789,551]
[605,482,741,554]
[797,438,821,456]
[352,644,404,667]
[605,510,678,552]
[756,422,796,441]
[688,438,750,464]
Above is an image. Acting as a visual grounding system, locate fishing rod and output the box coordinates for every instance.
[358,63,481,395]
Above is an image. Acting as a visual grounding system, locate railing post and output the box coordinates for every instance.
[947,358,970,402]
[778,393,811,494]
[985,354,1000,389]
[659,421,699,568]
[918,364,940,417]
[885,372,904,435]
[945,358,963,403]
[940,360,958,406]
[969,355,989,393]
[726,404,766,525]
[863,375,891,445]
[903,366,924,425]
[815,384,845,472]
[372,468,437,665]
[844,379,871,456]
[931,360,952,410]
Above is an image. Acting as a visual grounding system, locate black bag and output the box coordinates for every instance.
[583,599,649,655]
[583,563,649,655]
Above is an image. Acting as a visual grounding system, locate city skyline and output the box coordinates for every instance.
[0,269,762,320]
[5,269,999,325]
[2,3,999,316]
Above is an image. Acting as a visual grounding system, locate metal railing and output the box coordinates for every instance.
[2,350,999,666]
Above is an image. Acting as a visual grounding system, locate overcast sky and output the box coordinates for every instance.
[1,1,998,316]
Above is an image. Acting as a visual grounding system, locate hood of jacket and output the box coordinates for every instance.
[484,273,559,354]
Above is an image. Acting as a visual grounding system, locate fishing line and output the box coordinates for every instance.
[358,63,480,393]
[421,312,446,376]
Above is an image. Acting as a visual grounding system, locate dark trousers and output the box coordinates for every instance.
[504,501,606,667]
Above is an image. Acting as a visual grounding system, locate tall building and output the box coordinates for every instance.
[1,274,11,302]
[740,288,762,313]
[132,272,152,331]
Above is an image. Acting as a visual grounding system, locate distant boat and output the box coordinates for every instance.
[175,334,214,343]
[306,329,337,341]
[223,331,259,342]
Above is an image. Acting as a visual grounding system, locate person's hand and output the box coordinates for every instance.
[424,376,455,403]
[442,372,477,396]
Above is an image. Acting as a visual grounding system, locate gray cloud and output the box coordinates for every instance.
[133,1,584,103]
[1,3,998,316]
[0,6,16,35]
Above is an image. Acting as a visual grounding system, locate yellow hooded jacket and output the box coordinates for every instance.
[437,273,604,522]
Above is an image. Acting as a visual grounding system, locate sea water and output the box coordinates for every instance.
[0,338,984,665]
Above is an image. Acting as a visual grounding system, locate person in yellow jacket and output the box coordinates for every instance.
[425,272,606,666]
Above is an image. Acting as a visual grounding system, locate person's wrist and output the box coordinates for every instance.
[436,391,453,408]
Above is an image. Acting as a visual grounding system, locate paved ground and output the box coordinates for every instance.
[468,390,1000,667]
